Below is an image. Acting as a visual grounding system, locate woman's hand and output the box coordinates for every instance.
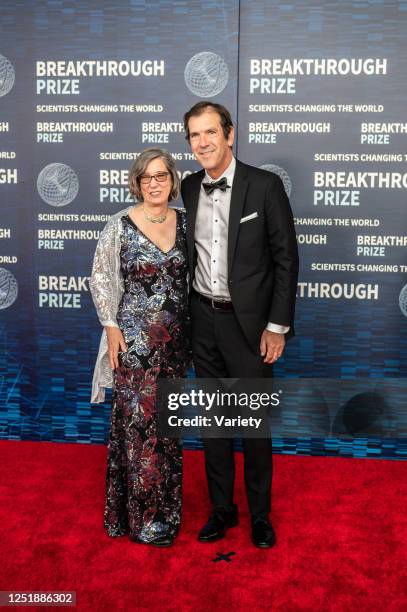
[105,326,127,370]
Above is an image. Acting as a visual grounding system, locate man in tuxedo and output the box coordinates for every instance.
[181,102,299,548]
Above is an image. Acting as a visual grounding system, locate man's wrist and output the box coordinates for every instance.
[266,322,290,334]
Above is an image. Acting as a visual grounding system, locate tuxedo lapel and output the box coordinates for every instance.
[227,161,249,277]
[185,170,204,278]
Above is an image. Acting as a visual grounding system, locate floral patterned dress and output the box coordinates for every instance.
[104,209,190,542]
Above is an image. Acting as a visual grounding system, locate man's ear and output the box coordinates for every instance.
[227,126,235,148]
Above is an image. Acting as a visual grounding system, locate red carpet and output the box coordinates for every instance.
[0,441,406,611]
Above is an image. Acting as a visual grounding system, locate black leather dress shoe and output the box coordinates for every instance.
[251,517,276,549]
[198,505,239,543]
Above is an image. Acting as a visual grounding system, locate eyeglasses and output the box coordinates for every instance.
[139,172,169,184]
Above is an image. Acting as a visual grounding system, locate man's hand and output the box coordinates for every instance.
[105,326,127,369]
[260,330,285,364]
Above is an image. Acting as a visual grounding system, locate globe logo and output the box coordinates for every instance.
[184,52,229,97]
[0,54,15,97]
[399,284,407,318]
[0,268,18,309]
[259,164,292,197]
[37,163,79,207]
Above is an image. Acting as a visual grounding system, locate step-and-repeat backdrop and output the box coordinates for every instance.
[1,0,406,457]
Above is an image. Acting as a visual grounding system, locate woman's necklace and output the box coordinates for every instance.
[142,204,167,224]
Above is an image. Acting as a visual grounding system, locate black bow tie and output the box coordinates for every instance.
[202,177,229,195]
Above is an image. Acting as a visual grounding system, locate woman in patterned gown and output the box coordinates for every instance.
[90,148,190,547]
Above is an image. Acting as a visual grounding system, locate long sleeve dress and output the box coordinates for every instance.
[90,207,190,542]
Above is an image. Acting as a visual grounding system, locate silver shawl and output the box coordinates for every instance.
[89,206,133,403]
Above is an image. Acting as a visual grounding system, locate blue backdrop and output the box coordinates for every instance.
[0,0,406,459]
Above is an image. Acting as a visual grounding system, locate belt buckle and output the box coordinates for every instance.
[211,297,230,310]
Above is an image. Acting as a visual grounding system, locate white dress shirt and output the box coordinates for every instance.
[193,157,289,334]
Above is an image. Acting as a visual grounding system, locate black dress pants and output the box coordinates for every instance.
[190,292,273,517]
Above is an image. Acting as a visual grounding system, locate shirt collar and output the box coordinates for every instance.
[204,156,236,186]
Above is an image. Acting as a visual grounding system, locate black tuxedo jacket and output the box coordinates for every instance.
[180,159,299,353]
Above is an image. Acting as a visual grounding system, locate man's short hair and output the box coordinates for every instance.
[183,102,234,142]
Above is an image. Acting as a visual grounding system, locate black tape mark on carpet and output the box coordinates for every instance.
[212,551,236,563]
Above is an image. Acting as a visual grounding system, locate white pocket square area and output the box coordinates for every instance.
[240,212,258,224]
